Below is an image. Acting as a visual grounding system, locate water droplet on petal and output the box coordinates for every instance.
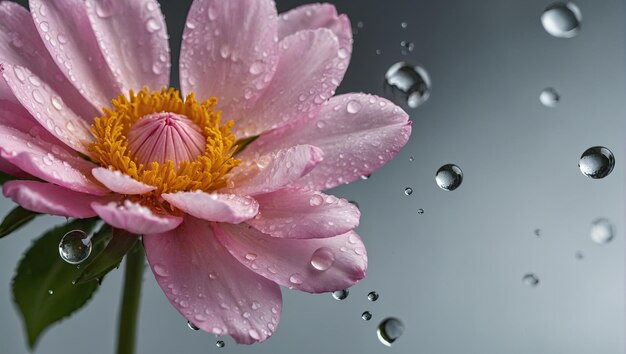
[332,289,349,300]
[540,87,560,107]
[590,218,614,244]
[384,62,431,109]
[145,18,161,33]
[58,230,92,264]
[377,317,404,346]
[289,273,303,285]
[435,164,463,191]
[187,321,200,331]
[362,311,372,321]
[153,264,169,277]
[245,253,257,261]
[367,291,379,301]
[522,273,540,287]
[346,100,362,114]
[541,2,582,38]
[248,329,261,340]
[310,247,335,271]
[579,146,614,179]
[51,95,63,110]
[309,194,324,206]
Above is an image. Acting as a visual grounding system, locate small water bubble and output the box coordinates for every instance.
[541,2,582,38]
[417,208,424,214]
[310,247,335,271]
[435,164,463,191]
[579,146,614,179]
[590,218,614,244]
[361,311,372,321]
[216,340,225,348]
[332,289,349,300]
[384,62,431,109]
[522,273,540,287]
[58,230,92,264]
[289,273,303,285]
[377,317,404,347]
[540,87,560,107]
[367,291,379,301]
[404,187,413,196]
[187,321,200,331]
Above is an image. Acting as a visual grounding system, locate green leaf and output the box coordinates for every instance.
[75,227,138,284]
[233,135,259,155]
[0,206,39,239]
[0,171,16,185]
[12,218,100,349]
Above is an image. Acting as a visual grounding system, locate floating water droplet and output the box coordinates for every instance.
[590,218,614,244]
[401,22,408,28]
[522,273,539,287]
[404,187,413,196]
[361,311,372,321]
[575,251,584,260]
[534,228,541,237]
[332,289,349,300]
[377,317,404,346]
[48,289,54,295]
[435,164,463,191]
[216,340,225,348]
[408,156,414,162]
[540,87,560,107]
[417,208,424,215]
[310,247,335,271]
[187,321,200,331]
[384,62,431,109]
[58,230,92,264]
[541,2,582,38]
[579,146,614,179]
[367,291,379,301]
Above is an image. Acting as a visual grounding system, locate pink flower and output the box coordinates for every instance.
[0,0,411,344]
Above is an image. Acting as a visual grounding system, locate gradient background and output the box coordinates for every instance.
[0,0,624,353]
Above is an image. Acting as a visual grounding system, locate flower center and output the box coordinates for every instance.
[89,88,239,212]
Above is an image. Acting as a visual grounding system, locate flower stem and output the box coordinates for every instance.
[116,244,145,354]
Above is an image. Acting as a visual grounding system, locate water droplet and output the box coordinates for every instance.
[409,156,414,162]
[401,22,408,28]
[349,200,360,209]
[249,329,261,340]
[377,317,404,346]
[417,208,424,215]
[48,289,54,295]
[404,187,413,196]
[95,1,114,18]
[540,87,560,107]
[590,218,614,244]
[435,164,463,191]
[309,194,324,206]
[58,230,92,264]
[153,264,169,277]
[384,62,431,109]
[39,21,50,33]
[367,291,379,301]
[219,45,230,59]
[145,18,161,33]
[361,311,372,321]
[32,90,44,104]
[187,321,200,331]
[310,247,335,271]
[575,251,584,259]
[332,289,349,300]
[249,61,264,75]
[208,6,217,21]
[522,273,539,287]
[51,95,63,110]
[216,340,225,348]
[245,253,257,261]
[346,100,362,114]
[289,273,303,285]
[400,40,414,55]
[541,2,582,38]
[338,48,349,59]
[579,146,614,179]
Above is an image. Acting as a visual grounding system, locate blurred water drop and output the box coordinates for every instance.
[47,289,54,295]
[578,146,614,179]
[541,2,582,38]
[367,291,379,301]
[59,230,92,264]
[361,311,372,321]
[417,208,424,215]
[435,164,463,191]
[522,273,540,287]
[539,87,560,107]
[377,317,405,347]
[384,62,431,109]
[332,289,349,300]
[575,251,584,260]
[409,156,414,162]
[216,340,225,348]
[401,22,408,28]
[187,321,200,331]
[400,40,414,55]
[375,49,382,55]
[404,187,413,196]
[590,218,614,244]
[534,228,541,237]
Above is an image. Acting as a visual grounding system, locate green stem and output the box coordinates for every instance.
[116,244,145,354]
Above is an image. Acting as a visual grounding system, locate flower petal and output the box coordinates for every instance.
[85,0,170,92]
[92,167,156,195]
[0,99,58,145]
[234,28,343,138]
[243,93,412,190]
[92,200,182,235]
[227,145,323,196]
[144,216,282,344]
[0,157,23,176]
[0,125,108,195]
[180,0,279,121]
[162,191,258,224]
[0,1,100,118]
[3,180,103,218]
[29,0,122,110]
[247,189,359,239]
[214,223,367,293]
[1,64,95,155]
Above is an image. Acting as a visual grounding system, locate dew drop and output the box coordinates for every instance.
[248,329,261,340]
[338,48,349,59]
[187,321,200,331]
[309,194,324,206]
[39,21,50,33]
[32,90,44,104]
[249,61,264,75]
[522,273,540,287]
[219,44,230,59]
[404,187,413,196]
[95,1,114,18]
[216,340,225,348]
[541,2,582,38]
[346,100,362,114]
[590,218,614,244]
[579,146,614,179]
[245,253,257,261]
[332,289,349,300]
[377,317,404,346]
[540,87,560,107]
[145,18,161,33]
[51,95,63,110]
[435,164,463,191]
[361,311,372,321]
[367,291,379,301]
[310,247,335,271]
[384,62,431,109]
[58,230,92,264]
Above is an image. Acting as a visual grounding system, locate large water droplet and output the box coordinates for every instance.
[310,247,335,271]
[540,87,560,107]
[361,311,372,321]
[435,164,463,191]
[346,100,362,114]
[590,218,614,244]
[522,273,540,287]
[579,146,614,179]
[332,289,349,300]
[377,317,404,346]
[367,291,379,301]
[541,2,582,38]
[58,230,92,264]
[384,62,431,109]
[187,321,200,331]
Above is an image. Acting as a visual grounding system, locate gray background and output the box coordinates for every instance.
[0,0,624,353]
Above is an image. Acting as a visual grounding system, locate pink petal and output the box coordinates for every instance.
[227,145,323,196]
[0,1,100,118]
[29,0,122,110]
[180,0,279,121]
[162,192,258,224]
[247,188,359,239]
[92,167,156,195]
[3,180,103,218]
[1,63,95,155]
[0,125,108,195]
[0,100,59,145]
[234,28,344,138]
[214,223,367,293]
[91,200,182,235]
[0,157,24,176]
[243,93,412,191]
[144,216,282,344]
[85,0,170,92]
